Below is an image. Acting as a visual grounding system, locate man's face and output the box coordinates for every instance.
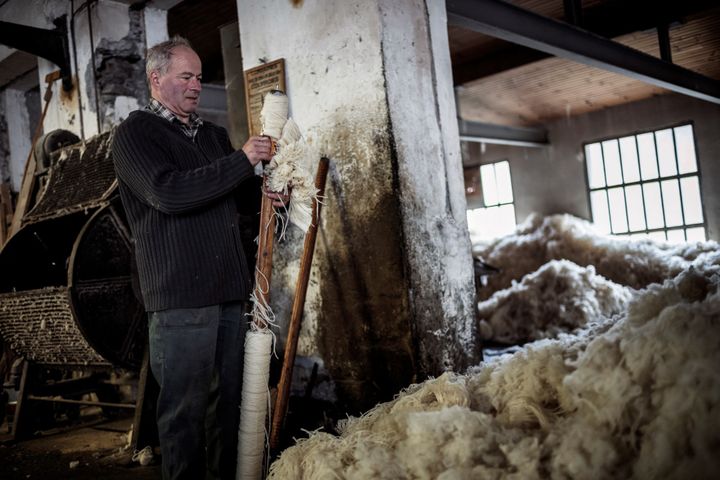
[152,46,202,121]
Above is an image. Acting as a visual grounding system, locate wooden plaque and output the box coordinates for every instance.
[243,59,286,137]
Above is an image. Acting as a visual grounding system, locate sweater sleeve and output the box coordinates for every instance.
[112,113,255,215]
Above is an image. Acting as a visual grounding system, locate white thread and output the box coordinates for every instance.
[236,330,273,480]
[260,92,289,139]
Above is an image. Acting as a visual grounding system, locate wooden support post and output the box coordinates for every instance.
[10,361,31,441]
[270,157,330,451]
[0,183,12,246]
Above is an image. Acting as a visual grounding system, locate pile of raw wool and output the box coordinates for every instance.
[477,259,634,344]
[269,252,720,479]
[474,213,719,300]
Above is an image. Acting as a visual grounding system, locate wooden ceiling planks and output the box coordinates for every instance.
[456,8,720,126]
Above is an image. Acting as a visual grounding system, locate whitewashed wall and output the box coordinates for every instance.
[237,0,478,409]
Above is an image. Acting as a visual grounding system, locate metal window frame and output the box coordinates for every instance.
[480,160,515,209]
[583,122,708,241]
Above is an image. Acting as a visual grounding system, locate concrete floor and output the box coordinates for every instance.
[0,415,161,480]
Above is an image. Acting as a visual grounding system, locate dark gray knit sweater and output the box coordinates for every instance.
[112,110,256,311]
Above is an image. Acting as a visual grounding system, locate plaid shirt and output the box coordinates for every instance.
[145,98,203,140]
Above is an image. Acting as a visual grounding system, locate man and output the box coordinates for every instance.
[112,36,284,480]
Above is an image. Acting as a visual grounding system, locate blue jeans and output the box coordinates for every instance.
[149,301,248,480]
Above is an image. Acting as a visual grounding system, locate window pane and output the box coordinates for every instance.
[680,176,704,224]
[674,125,697,174]
[686,227,706,242]
[619,136,640,183]
[666,228,686,243]
[466,208,485,243]
[625,185,646,232]
[467,204,516,243]
[608,187,628,233]
[585,143,605,188]
[643,182,664,229]
[661,179,683,227]
[637,133,658,180]
[497,203,516,236]
[495,161,514,203]
[480,163,498,206]
[590,190,611,234]
[602,140,623,186]
[655,129,677,177]
[648,230,667,242]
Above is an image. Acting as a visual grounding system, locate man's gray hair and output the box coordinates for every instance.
[146,35,195,84]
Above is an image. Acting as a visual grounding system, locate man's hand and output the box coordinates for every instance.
[242,136,273,166]
[264,188,291,208]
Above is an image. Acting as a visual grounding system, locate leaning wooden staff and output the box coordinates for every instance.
[236,91,326,479]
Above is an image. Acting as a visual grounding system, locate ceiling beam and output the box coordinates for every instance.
[446,0,720,104]
[450,0,718,85]
[458,119,548,148]
[0,17,72,91]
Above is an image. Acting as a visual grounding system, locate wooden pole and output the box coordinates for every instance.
[252,171,277,329]
[0,183,12,246]
[269,157,330,451]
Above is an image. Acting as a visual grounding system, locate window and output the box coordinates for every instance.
[466,160,516,243]
[585,124,706,242]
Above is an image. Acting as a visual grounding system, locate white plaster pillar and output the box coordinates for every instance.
[378,0,479,371]
[237,0,478,408]
[2,89,33,192]
[144,7,170,50]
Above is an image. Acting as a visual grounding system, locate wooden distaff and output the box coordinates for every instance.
[252,166,277,329]
[270,157,330,451]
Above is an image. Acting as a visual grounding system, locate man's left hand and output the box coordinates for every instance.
[264,189,290,208]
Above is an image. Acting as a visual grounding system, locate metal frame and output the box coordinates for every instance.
[583,122,707,241]
[459,119,548,148]
[446,0,720,104]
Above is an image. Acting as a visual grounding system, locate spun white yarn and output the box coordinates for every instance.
[260,92,289,139]
[236,330,273,480]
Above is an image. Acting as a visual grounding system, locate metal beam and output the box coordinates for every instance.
[458,119,548,148]
[563,0,583,27]
[0,16,72,91]
[657,24,673,63]
[446,0,720,104]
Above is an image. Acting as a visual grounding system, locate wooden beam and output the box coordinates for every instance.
[0,183,12,246]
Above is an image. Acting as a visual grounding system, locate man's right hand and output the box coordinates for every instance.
[242,136,273,166]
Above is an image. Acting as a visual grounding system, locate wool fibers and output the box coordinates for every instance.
[478,259,634,344]
[474,213,719,301]
[269,252,720,479]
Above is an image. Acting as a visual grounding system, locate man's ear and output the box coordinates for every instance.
[150,71,160,87]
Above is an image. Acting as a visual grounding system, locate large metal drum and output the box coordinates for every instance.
[0,131,145,370]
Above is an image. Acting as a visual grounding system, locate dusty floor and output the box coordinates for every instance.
[0,415,161,480]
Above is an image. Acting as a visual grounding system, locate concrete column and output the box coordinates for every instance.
[237,0,478,410]
[2,89,33,192]
[220,21,250,148]
[379,0,479,372]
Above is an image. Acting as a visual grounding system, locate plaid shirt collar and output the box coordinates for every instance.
[145,98,203,140]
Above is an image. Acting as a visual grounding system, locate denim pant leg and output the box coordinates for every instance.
[149,306,220,480]
[205,301,248,480]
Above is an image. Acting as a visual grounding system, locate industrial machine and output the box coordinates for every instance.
[0,130,150,441]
